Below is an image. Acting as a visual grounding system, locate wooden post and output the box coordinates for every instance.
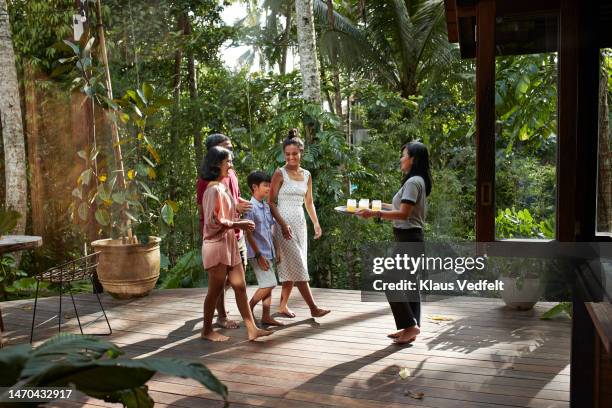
[475,0,495,241]
[557,0,578,242]
[574,2,599,242]
[560,0,600,406]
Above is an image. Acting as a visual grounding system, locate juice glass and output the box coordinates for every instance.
[346,199,357,212]
[371,200,382,212]
[358,199,370,210]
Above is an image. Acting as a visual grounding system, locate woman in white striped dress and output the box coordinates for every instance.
[268,129,331,318]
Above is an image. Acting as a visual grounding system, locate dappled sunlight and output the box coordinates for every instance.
[1,288,572,407]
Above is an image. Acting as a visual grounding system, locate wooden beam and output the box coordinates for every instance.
[574,3,599,242]
[444,0,459,43]
[475,0,496,242]
[557,0,578,242]
[562,2,600,405]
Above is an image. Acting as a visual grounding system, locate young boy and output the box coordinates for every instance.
[243,171,283,326]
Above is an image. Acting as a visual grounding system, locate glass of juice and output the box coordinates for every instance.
[358,199,370,210]
[346,199,357,212]
[372,200,382,212]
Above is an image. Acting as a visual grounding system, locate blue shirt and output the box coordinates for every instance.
[243,196,276,259]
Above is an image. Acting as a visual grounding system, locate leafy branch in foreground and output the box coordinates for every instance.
[0,334,227,407]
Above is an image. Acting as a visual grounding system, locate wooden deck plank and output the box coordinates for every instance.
[0,288,571,408]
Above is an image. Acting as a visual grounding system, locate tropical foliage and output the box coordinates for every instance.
[0,333,227,407]
[1,0,609,297]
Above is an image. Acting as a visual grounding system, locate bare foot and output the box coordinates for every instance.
[387,330,402,339]
[394,326,420,344]
[261,317,284,326]
[201,330,230,342]
[248,328,273,341]
[214,317,240,329]
[310,307,331,318]
[279,307,296,318]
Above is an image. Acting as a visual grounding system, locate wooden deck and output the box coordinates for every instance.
[1,288,571,408]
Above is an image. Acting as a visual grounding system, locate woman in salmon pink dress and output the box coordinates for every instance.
[201,146,272,342]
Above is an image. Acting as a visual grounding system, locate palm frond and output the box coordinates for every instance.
[313,0,399,86]
[390,0,417,70]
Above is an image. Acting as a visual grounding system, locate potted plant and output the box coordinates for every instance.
[495,208,552,310]
[495,257,543,310]
[63,35,174,298]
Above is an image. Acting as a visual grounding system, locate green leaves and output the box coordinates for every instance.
[68,83,176,241]
[0,344,30,386]
[95,209,111,226]
[495,207,554,239]
[0,334,227,407]
[160,203,174,226]
[0,208,21,236]
[541,302,572,320]
[495,54,557,151]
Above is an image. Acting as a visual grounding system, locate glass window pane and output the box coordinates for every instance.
[495,53,558,240]
[597,49,612,234]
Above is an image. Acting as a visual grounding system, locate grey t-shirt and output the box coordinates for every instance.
[392,176,427,230]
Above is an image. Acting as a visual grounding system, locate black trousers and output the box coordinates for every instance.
[387,227,423,329]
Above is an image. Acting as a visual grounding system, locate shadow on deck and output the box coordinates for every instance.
[1,287,571,408]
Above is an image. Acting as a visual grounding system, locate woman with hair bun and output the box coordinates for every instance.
[268,129,331,318]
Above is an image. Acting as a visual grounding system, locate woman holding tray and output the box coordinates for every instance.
[357,141,432,344]
[268,129,331,319]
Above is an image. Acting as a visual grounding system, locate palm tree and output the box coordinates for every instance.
[0,0,27,235]
[296,0,322,104]
[314,0,453,98]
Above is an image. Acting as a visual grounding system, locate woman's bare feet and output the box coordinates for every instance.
[214,317,240,329]
[248,328,273,341]
[387,330,403,338]
[310,307,331,318]
[279,307,296,318]
[201,330,230,342]
[261,317,284,326]
[393,326,420,344]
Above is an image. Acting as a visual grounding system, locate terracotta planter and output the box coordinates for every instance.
[92,237,161,299]
[500,277,540,310]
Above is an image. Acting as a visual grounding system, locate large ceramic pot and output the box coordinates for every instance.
[92,237,161,299]
[500,277,540,310]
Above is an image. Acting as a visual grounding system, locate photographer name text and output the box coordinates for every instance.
[372,279,504,291]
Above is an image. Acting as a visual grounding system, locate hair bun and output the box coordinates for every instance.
[287,128,299,139]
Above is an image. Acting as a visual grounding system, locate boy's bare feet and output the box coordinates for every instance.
[261,317,284,326]
[214,317,240,329]
[393,326,420,344]
[279,307,296,318]
[310,307,331,318]
[248,328,273,341]
[201,330,230,342]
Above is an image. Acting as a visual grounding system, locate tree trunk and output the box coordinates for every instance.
[0,0,28,235]
[598,64,611,231]
[25,65,44,236]
[280,2,292,75]
[318,47,335,115]
[295,0,321,105]
[326,0,342,117]
[184,18,202,167]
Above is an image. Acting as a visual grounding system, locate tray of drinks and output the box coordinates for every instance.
[334,199,390,215]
